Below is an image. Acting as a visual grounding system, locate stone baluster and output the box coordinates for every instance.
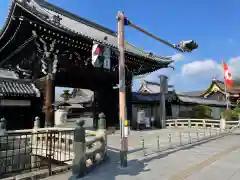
[34,116,40,130]
[0,118,6,178]
[97,113,107,160]
[220,118,226,131]
[70,120,86,179]
[32,116,40,169]
[0,117,6,136]
[188,119,191,128]
[174,119,178,127]
[202,119,206,129]
[238,116,240,127]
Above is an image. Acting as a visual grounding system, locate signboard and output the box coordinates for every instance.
[0,100,31,106]
[92,43,111,70]
[137,110,146,124]
[92,43,102,67]
[103,47,111,70]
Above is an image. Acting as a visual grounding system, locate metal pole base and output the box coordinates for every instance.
[120,136,128,167]
[120,150,127,167]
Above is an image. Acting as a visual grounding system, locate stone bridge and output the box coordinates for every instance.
[45,128,240,180]
[0,114,108,179]
[1,117,239,180]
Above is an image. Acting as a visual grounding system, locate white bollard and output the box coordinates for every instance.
[220,118,226,131]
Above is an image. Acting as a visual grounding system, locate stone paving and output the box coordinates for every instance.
[42,128,240,180]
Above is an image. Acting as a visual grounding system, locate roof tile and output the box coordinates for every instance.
[0,79,38,97]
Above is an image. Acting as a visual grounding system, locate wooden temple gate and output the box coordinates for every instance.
[0,0,172,129]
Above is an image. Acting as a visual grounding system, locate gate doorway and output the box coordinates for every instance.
[48,68,120,129]
[1,106,34,130]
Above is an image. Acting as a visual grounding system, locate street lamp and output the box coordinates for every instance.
[117,11,198,168]
[178,40,198,52]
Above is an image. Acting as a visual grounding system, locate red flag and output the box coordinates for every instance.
[222,60,233,87]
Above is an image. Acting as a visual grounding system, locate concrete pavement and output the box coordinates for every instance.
[42,128,240,180]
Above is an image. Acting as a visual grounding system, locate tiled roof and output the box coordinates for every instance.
[132,92,160,102]
[0,79,39,97]
[179,90,204,97]
[15,0,173,64]
[138,80,174,93]
[132,92,231,107]
[0,69,39,97]
[176,94,231,106]
[214,80,240,94]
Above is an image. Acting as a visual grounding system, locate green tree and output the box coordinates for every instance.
[193,105,212,119]
[221,105,240,121]
[232,104,240,117]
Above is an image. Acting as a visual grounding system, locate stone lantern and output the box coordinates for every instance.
[54,89,71,126]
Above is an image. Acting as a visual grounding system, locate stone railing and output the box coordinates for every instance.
[166,118,240,130]
[0,113,108,179]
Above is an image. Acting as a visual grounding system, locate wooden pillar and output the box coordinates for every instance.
[93,91,99,129]
[52,76,56,123]
[44,74,54,127]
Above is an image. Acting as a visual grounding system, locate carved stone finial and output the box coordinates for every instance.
[76,119,85,127]
[99,112,105,119]
[0,118,6,130]
[34,116,40,128]
[98,112,106,130]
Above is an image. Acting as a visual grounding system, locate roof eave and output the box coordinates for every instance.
[23,0,173,65]
[0,1,16,40]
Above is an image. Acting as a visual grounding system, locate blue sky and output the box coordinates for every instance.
[1,0,240,93]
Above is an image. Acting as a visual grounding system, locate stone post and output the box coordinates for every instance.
[238,116,240,127]
[188,119,191,128]
[34,116,40,129]
[220,118,226,131]
[159,75,168,129]
[0,118,7,175]
[98,112,106,130]
[70,120,86,179]
[0,118,7,150]
[97,113,107,160]
[0,118,6,136]
[202,119,206,129]
[174,119,178,127]
[32,117,40,169]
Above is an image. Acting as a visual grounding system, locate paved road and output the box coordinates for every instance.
[43,128,240,180]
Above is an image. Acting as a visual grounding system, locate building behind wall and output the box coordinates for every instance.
[0,69,41,130]
[132,80,232,129]
[139,79,240,105]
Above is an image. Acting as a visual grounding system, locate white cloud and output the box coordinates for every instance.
[171,53,184,62]
[181,59,221,78]
[181,57,240,80]
[169,56,240,91]
[133,54,240,92]
[228,56,240,77]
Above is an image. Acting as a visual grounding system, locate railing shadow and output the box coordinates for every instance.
[81,150,149,180]
[84,131,234,180]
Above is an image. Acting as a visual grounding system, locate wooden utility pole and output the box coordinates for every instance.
[117,11,128,168]
[116,11,198,168]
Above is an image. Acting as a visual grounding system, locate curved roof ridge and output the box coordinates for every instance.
[31,0,173,64]
[35,0,117,36]
[125,40,173,61]
[0,0,16,39]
